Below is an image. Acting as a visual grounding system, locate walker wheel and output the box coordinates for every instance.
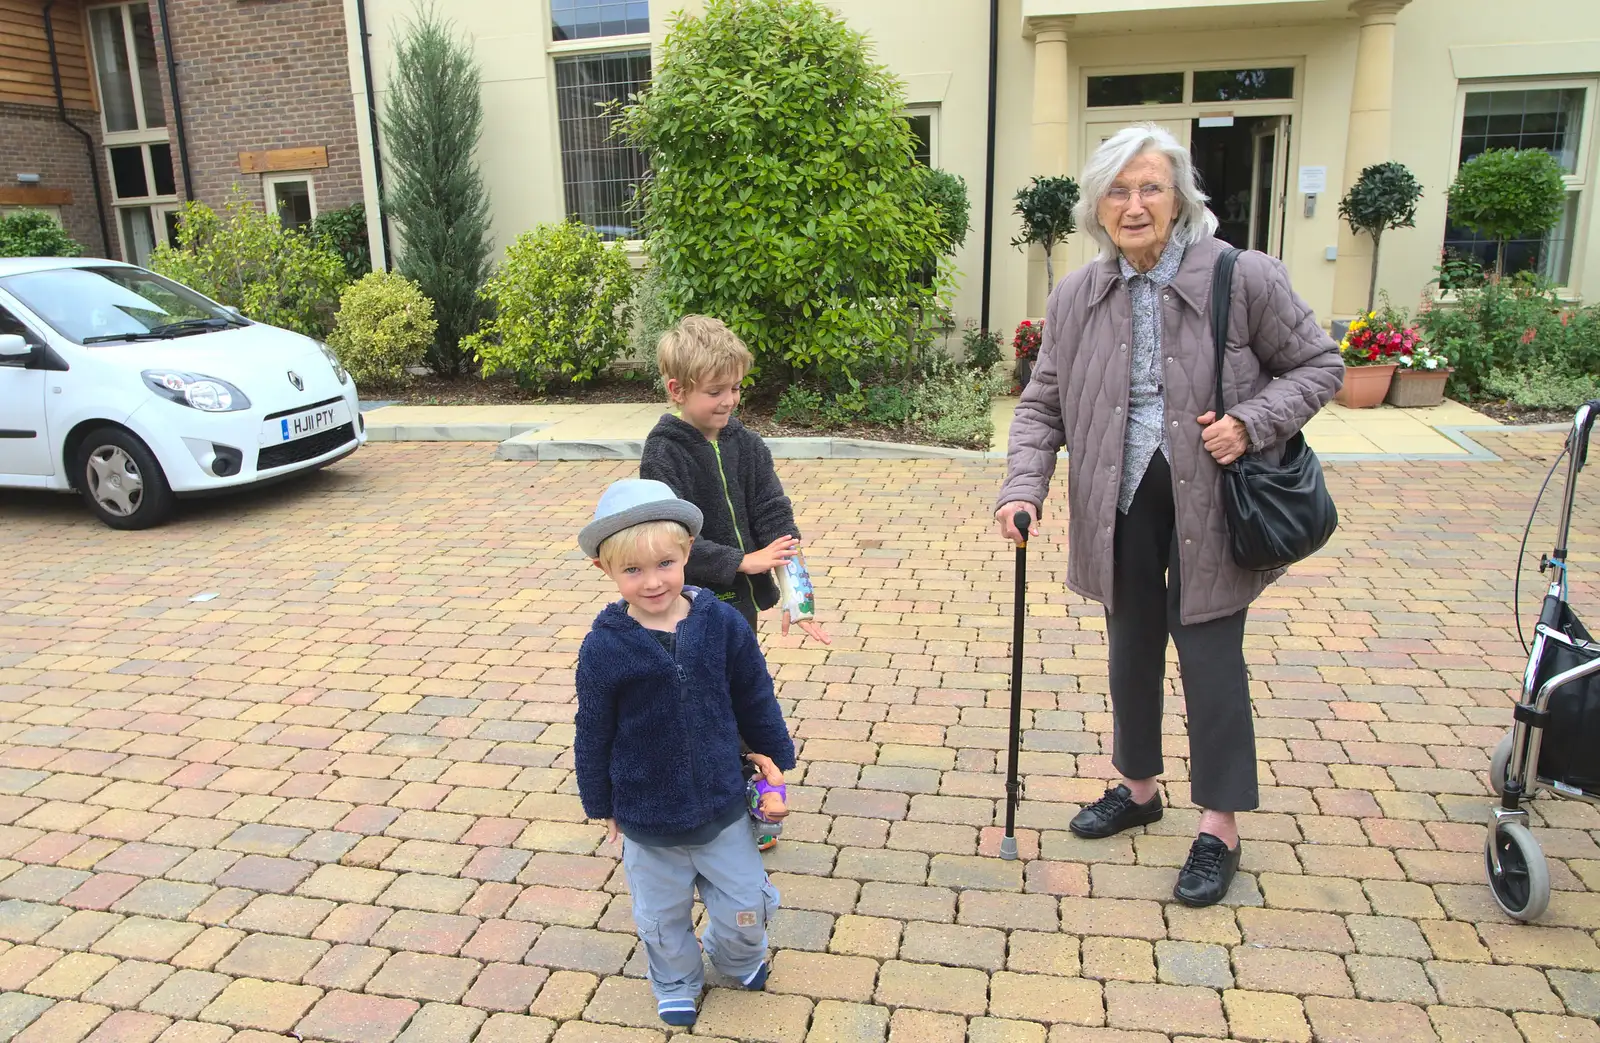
[1485,821,1550,921]
[1489,732,1514,798]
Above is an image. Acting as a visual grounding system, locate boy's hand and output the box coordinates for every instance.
[740,535,799,574]
[782,612,832,645]
[603,818,619,845]
[745,752,784,786]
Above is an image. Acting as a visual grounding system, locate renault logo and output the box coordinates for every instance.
[287,371,304,391]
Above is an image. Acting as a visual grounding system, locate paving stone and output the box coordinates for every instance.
[1103,982,1225,1037]
[579,976,661,1029]
[1234,947,1353,997]
[1303,997,1439,1043]
[213,934,328,983]
[1426,961,1563,1012]
[1007,931,1080,977]
[92,918,203,963]
[478,1012,557,1043]
[1058,898,1165,940]
[81,959,174,1008]
[365,952,481,1003]
[695,989,814,1043]
[0,899,71,942]
[1475,923,1600,971]
[197,979,320,1032]
[1222,989,1310,1043]
[530,970,599,1020]
[967,1018,1045,1043]
[956,891,1057,931]
[80,1009,171,1043]
[25,950,120,998]
[874,960,989,1016]
[828,915,901,960]
[394,1001,487,1043]
[1545,969,1600,1017]
[989,971,1103,1025]
[807,1000,891,1043]
[0,992,54,1039]
[769,951,880,1002]
[898,921,1004,971]
[462,962,547,1012]
[303,943,388,991]
[1238,908,1354,953]
[1348,955,1438,1004]
[1513,1012,1600,1043]
[293,989,419,1042]
[887,1008,965,1043]
[855,883,955,923]
[11,999,111,1042]
[227,894,336,937]
[371,909,479,955]
[138,971,231,1019]
[769,909,836,952]
[1155,940,1232,988]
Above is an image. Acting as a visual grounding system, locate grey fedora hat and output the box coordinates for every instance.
[579,478,704,559]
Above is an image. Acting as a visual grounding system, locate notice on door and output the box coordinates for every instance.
[1297,166,1328,195]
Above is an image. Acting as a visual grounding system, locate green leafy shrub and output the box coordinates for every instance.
[921,168,970,255]
[327,271,437,384]
[864,384,913,426]
[1482,359,1600,410]
[383,6,494,376]
[774,384,823,426]
[1446,149,1567,277]
[150,189,348,337]
[620,0,947,379]
[1012,175,1079,291]
[910,353,1007,449]
[1419,275,1600,400]
[311,203,372,281]
[628,263,677,381]
[1337,161,1422,312]
[962,323,1002,372]
[0,209,83,257]
[464,221,633,390]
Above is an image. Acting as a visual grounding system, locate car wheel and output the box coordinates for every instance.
[76,427,174,530]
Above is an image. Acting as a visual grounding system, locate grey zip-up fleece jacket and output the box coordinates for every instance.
[641,414,801,625]
[997,237,1342,624]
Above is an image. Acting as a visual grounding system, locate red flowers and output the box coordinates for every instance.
[1340,311,1420,367]
[1013,320,1042,362]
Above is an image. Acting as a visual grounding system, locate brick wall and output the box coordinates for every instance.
[150,0,364,216]
[0,102,115,258]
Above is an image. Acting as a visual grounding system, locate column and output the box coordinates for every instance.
[1027,16,1073,178]
[1330,0,1412,318]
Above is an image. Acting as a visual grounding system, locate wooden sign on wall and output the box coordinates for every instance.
[0,187,73,206]
[238,146,329,174]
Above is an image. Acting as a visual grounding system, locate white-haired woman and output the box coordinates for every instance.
[994,123,1342,906]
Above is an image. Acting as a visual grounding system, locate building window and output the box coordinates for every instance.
[265,177,317,231]
[903,110,936,166]
[555,50,651,239]
[88,3,165,133]
[552,0,649,41]
[1088,72,1184,108]
[1444,85,1591,284]
[1193,68,1294,103]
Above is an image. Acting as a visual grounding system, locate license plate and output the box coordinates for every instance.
[261,400,350,446]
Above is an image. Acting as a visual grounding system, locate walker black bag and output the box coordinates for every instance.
[1211,247,1339,572]
[1534,603,1600,792]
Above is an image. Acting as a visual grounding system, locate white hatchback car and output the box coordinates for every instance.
[0,257,365,529]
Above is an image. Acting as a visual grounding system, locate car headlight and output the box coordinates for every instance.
[318,342,349,385]
[142,371,252,412]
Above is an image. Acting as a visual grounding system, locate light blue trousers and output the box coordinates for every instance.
[622,814,780,1005]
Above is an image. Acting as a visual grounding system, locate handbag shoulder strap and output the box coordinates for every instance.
[1211,247,1242,417]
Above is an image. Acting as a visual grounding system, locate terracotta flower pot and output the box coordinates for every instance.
[1385,367,1453,408]
[1334,363,1397,409]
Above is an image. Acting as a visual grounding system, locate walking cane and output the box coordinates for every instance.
[1000,510,1032,861]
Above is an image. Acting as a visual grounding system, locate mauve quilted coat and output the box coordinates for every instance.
[997,236,1343,625]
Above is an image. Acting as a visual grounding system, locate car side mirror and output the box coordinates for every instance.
[0,334,31,358]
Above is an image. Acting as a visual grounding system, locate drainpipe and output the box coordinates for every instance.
[154,0,195,201]
[42,1,111,257]
[978,0,1000,332]
[355,0,393,270]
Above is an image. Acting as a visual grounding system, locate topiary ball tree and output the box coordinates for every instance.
[1447,148,1566,278]
[1012,175,1079,292]
[1338,160,1422,312]
[620,0,946,379]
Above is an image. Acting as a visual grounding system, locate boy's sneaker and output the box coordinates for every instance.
[757,834,778,852]
[740,961,770,991]
[658,998,698,1026]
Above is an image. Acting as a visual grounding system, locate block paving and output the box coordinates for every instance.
[0,428,1597,1041]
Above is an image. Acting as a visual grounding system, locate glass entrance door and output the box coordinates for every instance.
[1250,116,1289,257]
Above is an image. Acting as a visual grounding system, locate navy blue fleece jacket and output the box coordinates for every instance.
[574,589,797,838]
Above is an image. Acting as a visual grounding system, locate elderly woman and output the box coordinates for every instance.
[994,124,1342,907]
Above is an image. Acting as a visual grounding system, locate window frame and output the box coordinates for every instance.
[551,46,653,243]
[263,175,319,231]
[903,106,939,167]
[1445,76,1597,287]
[549,0,651,44]
[1081,60,1302,112]
[87,1,165,142]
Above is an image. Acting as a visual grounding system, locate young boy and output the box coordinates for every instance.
[575,478,796,1028]
[641,315,827,849]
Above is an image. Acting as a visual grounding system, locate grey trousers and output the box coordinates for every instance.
[1106,451,1259,812]
[622,814,780,1006]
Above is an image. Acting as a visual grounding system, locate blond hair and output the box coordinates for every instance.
[595,518,694,572]
[657,315,753,392]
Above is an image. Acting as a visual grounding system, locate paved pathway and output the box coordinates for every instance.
[0,430,1597,1043]
[360,399,1503,460]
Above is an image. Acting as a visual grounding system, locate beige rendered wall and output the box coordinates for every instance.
[1384,0,1600,309]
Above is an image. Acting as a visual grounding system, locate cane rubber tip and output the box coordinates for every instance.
[999,836,1018,861]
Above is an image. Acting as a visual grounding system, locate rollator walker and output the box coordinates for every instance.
[1485,399,1600,921]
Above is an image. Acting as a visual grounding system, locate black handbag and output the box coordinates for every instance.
[1211,247,1339,571]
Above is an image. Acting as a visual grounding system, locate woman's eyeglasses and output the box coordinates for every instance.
[1105,184,1170,205]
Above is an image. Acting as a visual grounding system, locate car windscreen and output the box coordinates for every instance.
[0,266,241,345]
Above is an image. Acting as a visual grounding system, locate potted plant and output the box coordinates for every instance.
[1386,340,1452,408]
[1337,160,1423,313]
[1334,310,1414,408]
[1013,319,1042,389]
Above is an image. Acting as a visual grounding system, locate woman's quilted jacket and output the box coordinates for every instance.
[997,235,1343,624]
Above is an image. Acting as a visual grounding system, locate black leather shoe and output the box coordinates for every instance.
[1174,833,1241,907]
[1069,784,1163,839]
